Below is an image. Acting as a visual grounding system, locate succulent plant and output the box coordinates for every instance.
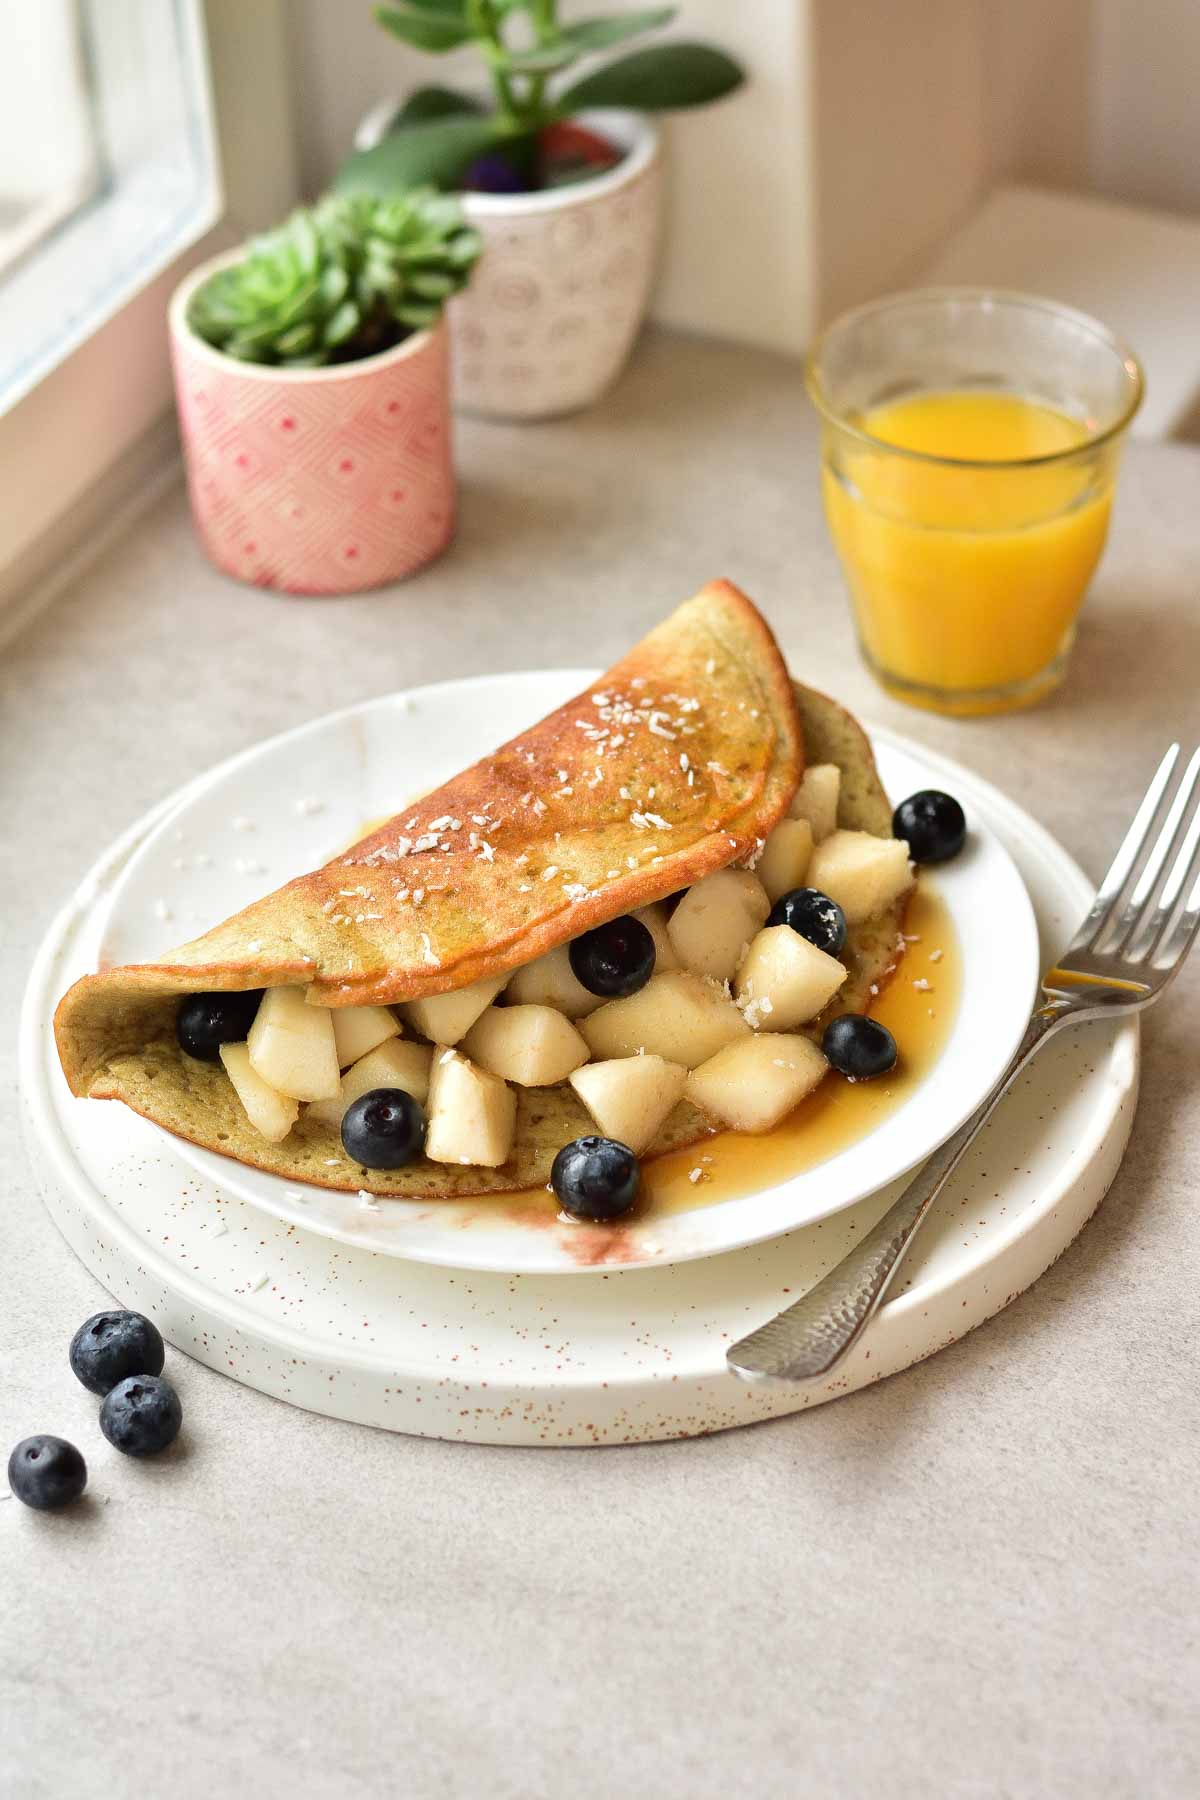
[188,189,482,367]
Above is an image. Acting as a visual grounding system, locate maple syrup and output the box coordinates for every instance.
[638,881,958,1215]
[345,807,960,1222]
[476,881,958,1228]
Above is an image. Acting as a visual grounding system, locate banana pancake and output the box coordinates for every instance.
[55,583,911,1196]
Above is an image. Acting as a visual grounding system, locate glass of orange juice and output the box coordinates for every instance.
[806,289,1144,716]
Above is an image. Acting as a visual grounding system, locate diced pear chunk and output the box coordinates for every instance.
[735,926,847,1029]
[569,1056,687,1155]
[666,869,770,983]
[247,985,340,1101]
[807,829,914,925]
[400,972,507,1046]
[757,818,814,904]
[581,971,750,1068]
[789,763,840,841]
[424,1051,516,1167]
[462,1003,589,1087]
[329,1003,400,1069]
[503,943,599,1018]
[220,1042,299,1143]
[686,1034,828,1133]
[305,1036,433,1130]
[632,902,680,973]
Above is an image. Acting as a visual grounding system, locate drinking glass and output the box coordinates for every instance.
[806,289,1144,716]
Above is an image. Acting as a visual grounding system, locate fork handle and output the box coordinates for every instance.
[726,1005,1070,1386]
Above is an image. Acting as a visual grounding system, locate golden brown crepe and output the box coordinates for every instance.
[55,581,906,1197]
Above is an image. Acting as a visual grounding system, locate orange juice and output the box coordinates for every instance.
[822,389,1114,715]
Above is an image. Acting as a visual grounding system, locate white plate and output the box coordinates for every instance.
[21,773,1136,1444]
[93,673,1039,1276]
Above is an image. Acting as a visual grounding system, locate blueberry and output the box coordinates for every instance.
[99,1375,182,1457]
[892,790,966,864]
[176,990,263,1062]
[767,887,847,956]
[551,1135,640,1221]
[7,1435,87,1511]
[69,1310,165,1396]
[341,1087,425,1169]
[569,915,655,998]
[822,1014,898,1080]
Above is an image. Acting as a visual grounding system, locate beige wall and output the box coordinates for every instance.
[812,0,1093,325]
[287,0,819,351]
[288,0,393,200]
[285,0,1200,355]
[812,0,987,325]
[982,0,1091,190]
[1090,0,1200,215]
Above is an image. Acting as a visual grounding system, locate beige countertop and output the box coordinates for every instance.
[3,330,1198,1799]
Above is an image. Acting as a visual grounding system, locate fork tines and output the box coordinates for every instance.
[1078,743,1200,971]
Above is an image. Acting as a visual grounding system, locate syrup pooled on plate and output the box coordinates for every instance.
[492,880,957,1227]
[340,825,956,1221]
[643,882,957,1215]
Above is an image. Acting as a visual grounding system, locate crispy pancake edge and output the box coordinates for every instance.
[56,579,800,1093]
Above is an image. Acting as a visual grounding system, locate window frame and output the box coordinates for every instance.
[0,0,299,621]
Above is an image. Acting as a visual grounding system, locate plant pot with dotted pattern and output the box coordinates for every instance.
[169,252,455,596]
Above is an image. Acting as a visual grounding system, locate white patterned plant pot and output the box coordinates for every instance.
[450,110,662,421]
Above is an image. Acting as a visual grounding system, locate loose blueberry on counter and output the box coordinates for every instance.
[341,1087,426,1169]
[69,1310,165,1396]
[176,989,264,1062]
[552,1136,640,1222]
[767,887,848,957]
[7,1435,87,1511]
[892,790,966,864]
[822,1014,898,1080]
[569,914,655,998]
[99,1375,182,1457]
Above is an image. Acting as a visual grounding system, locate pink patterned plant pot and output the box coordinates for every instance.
[451,110,662,421]
[169,255,455,595]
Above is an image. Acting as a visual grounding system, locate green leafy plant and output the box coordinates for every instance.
[188,189,482,367]
[336,2,744,197]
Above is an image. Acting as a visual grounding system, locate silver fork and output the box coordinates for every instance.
[727,743,1200,1388]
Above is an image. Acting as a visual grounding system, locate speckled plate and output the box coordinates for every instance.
[87,674,1038,1275]
[20,757,1137,1443]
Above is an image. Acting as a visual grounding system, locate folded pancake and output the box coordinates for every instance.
[55,580,909,1196]
[437,682,908,1196]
